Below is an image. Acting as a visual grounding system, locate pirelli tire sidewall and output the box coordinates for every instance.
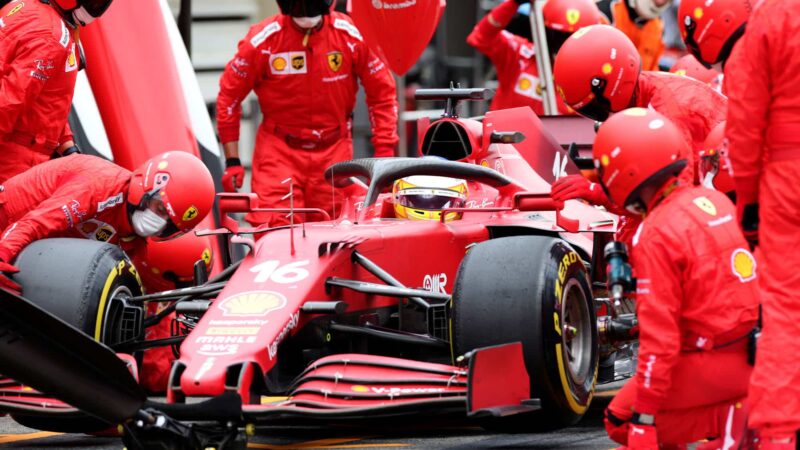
[13,238,143,342]
[451,235,597,429]
[540,240,597,423]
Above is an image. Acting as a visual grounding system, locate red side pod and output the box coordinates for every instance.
[81,0,197,170]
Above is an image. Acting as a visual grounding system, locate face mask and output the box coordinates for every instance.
[72,7,96,26]
[293,16,322,29]
[131,209,168,238]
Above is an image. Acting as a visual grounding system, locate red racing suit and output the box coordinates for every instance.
[0,155,137,264]
[467,0,571,114]
[725,0,800,439]
[606,186,759,447]
[612,71,728,246]
[216,12,398,227]
[0,0,79,183]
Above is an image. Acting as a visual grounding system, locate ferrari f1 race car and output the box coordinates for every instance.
[0,88,639,449]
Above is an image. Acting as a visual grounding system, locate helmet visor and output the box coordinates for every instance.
[682,16,713,68]
[397,188,466,211]
[278,0,333,17]
[142,192,182,240]
[80,0,113,17]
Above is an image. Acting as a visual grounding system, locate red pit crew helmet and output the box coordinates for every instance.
[133,234,214,292]
[677,0,750,66]
[553,25,641,122]
[127,152,215,240]
[670,54,720,84]
[543,0,605,55]
[593,108,688,214]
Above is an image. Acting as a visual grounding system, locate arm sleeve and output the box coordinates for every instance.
[0,183,96,263]
[216,35,262,145]
[355,45,399,155]
[631,228,684,415]
[0,36,68,137]
[726,22,770,198]
[466,0,522,73]
[60,122,74,146]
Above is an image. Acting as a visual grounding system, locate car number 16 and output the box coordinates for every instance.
[250,260,311,284]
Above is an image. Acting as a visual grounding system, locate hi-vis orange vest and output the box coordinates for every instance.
[598,0,665,71]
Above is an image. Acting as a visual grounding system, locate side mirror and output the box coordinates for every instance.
[513,192,580,233]
[217,192,259,233]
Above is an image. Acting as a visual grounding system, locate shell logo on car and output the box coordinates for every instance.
[218,291,287,317]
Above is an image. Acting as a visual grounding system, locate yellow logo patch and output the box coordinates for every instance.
[272,57,287,71]
[157,161,169,170]
[566,8,581,26]
[571,27,590,39]
[201,248,212,265]
[731,249,756,282]
[692,196,717,216]
[327,51,343,72]
[351,385,369,393]
[518,77,532,91]
[218,291,287,317]
[622,108,648,117]
[95,225,114,242]
[693,7,703,19]
[602,63,613,75]
[7,3,24,17]
[182,205,198,222]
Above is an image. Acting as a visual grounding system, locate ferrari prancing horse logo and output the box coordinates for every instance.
[327,51,343,72]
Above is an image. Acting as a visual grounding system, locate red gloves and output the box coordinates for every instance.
[550,174,610,206]
[627,423,658,449]
[0,261,21,294]
[222,158,245,193]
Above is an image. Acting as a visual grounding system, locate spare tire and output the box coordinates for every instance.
[10,238,144,432]
[452,235,598,431]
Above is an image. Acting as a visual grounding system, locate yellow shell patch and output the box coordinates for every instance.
[693,7,703,19]
[351,385,369,393]
[731,249,756,282]
[519,77,532,91]
[600,154,610,167]
[622,107,648,117]
[692,196,717,216]
[272,57,287,71]
[157,161,168,170]
[602,63,613,75]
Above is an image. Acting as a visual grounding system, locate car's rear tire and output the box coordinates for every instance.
[452,236,598,432]
[9,238,144,433]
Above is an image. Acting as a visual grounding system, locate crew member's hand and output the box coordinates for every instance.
[0,261,22,294]
[222,158,245,193]
[550,174,608,205]
[737,202,759,250]
[627,423,658,449]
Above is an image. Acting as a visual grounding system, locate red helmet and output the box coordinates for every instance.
[677,0,750,66]
[553,25,641,122]
[133,234,214,292]
[543,0,605,55]
[670,54,720,84]
[593,108,688,214]
[51,0,114,26]
[699,121,735,195]
[127,152,215,240]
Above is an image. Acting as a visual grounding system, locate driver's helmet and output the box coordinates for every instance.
[393,176,468,222]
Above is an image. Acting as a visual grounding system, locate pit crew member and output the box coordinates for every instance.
[0,0,114,183]
[595,108,758,449]
[217,0,399,227]
[724,1,800,447]
[0,152,215,293]
[550,25,726,243]
[677,0,749,72]
[670,54,723,93]
[596,0,671,71]
[466,0,603,114]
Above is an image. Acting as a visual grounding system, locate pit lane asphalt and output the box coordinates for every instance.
[0,393,617,449]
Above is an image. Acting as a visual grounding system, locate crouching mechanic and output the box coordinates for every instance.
[467,0,604,114]
[0,152,215,292]
[217,0,399,227]
[550,25,726,244]
[0,0,115,183]
[594,108,759,449]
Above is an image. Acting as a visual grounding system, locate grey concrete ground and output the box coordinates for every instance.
[0,395,617,449]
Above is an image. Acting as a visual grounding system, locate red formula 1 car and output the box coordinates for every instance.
[0,89,639,448]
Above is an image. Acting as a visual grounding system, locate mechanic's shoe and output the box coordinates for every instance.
[696,399,750,450]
